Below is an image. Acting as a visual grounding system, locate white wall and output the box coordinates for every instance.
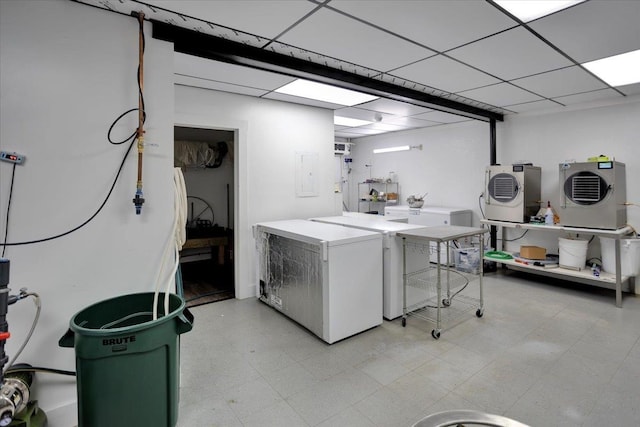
[0,0,174,414]
[349,97,640,258]
[348,120,491,219]
[174,85,338,300]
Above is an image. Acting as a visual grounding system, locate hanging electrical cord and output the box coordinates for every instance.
[478,193,491,248]
[499,230,529,242]
[1,141,135,247]
[478,193,486,220]
[5,366,75,377]
[0,13,146,248]
[1,164,17,257]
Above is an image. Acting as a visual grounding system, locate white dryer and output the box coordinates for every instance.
[559,161,626,229]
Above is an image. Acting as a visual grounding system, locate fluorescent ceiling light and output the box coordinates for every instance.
[334,116,374,127]
[275,79,378,106]
[373,144,423,154]
[373,145,411,154]
[583,50,640,87]
[494,0,585,22]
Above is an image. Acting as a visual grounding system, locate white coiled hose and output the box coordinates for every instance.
[153,167,187,320]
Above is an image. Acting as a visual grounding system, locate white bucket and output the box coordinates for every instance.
[599,237,640,277]
[558,237,588,270]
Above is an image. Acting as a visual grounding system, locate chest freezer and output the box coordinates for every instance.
[309,215,429,320]
[342,211,408,223]
[384,206,472,226]
[384,206,473,265]
[254,219,383,344]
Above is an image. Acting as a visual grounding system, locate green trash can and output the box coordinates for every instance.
[59,292,194,427]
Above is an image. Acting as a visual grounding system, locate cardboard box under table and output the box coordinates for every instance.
[520,246,546,260]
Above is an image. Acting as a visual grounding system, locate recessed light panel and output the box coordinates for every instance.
[373,145,410,154]
[334,116,374,127]
[583,50,640,87]
[494,0,585,22]
[275,79,378,106]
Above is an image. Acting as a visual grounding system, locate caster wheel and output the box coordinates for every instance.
[442,299,451,307]
[431,329,441,339]
[401,318,406,327]
[476,309,484,318]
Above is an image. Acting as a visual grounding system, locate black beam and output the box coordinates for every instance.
[152,21,504,123]
[489,119,497,166]
[489,119,497,250]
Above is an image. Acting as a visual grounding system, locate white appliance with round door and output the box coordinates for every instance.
[559,161,626,230]
[484,164,541,223]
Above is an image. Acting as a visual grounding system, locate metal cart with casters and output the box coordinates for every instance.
[398,226,488,339]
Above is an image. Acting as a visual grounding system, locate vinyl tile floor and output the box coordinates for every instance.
[177,271,640,427]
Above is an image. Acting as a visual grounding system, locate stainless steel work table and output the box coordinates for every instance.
[398,225,488,339]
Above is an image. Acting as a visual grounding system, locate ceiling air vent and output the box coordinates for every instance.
[334,143,351,155]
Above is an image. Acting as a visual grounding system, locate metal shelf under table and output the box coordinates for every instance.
[481,219,634,307]
[398,226,488,339]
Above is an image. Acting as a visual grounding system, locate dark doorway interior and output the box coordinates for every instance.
[175,126,235,307]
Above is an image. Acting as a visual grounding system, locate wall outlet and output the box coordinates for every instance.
[0,151,25,165]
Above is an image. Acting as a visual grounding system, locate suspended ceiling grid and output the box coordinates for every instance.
[73,0,640,139]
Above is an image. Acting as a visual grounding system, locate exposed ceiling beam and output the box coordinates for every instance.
[152,21,504,122]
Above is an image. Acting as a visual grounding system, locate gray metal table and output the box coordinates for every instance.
[398,226,488,339]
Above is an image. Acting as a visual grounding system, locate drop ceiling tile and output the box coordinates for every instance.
[341,127,391,136]
[503,99,563,114]
[511,66,607,98]
[391,55,502,93]
[553,89,624,106]
[262,92,345,109]
[174,75,270,97]
[618,83,640,96]
[358,122,408,132]
[458,83,543,107]
[335,130,367,139]
[329,0,516,51]
[175,53,296,90]
[412,111,471,124]
[146,0,317,39]
[355,99,433,116]
[278,8,433,72]
[529,0,640,63]
[447,27,573,80]
[382,117,441,128]
[334,107,394,122]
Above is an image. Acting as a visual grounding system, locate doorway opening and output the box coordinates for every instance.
[174,126,235,307]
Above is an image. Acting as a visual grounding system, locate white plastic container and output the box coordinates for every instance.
[599,237,640,277]
[454,247,481,274]
[558,237,588,270]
